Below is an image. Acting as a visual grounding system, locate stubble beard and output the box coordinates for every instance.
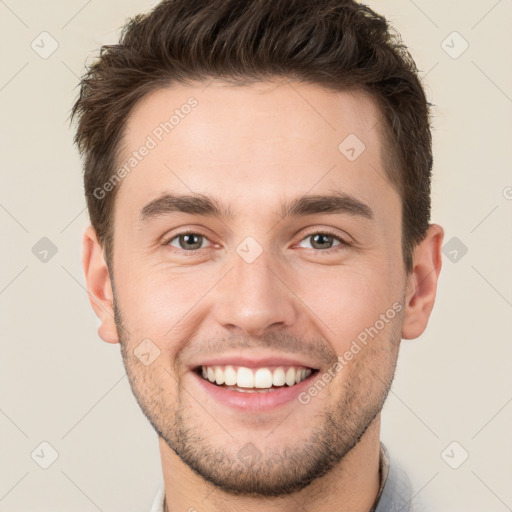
[114,300,402,497]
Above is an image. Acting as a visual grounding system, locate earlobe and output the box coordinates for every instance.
[401,224,444,340]
[82,225,119,344]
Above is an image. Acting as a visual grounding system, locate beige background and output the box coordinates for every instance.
[1,0,511,510]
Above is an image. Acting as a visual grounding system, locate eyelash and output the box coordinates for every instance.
[162,229,351,254]
[299,228,351,252]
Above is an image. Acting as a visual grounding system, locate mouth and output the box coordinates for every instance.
[194,364,319,393]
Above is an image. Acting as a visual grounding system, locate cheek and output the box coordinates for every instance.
[114,264,215,340]
[296,265,400,353]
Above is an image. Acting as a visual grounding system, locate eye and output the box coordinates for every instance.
[297,231,347,251]
[166,232,212,251]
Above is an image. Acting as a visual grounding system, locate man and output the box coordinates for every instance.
[72,0,443,510]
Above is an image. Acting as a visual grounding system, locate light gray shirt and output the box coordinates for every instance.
[149,442,425,512]
[372,442,425,512]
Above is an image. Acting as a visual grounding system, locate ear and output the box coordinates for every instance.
[402,224,444,340]
[82,225,119,344]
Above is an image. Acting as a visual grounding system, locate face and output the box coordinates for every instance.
[86,80,438,497]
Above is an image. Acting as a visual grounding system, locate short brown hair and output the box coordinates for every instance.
[71,0,433,274]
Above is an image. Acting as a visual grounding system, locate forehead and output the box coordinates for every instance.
[115,80,398,223]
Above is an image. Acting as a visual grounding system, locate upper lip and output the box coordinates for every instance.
[190,353,321,371]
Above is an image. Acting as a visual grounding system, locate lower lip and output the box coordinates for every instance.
[191,370,318,412]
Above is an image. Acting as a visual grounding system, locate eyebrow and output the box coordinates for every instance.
[280,191,373,220]
[138,190,373,225]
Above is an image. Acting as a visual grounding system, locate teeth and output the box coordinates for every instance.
[215,367,225,385]
[272,367,286,386]
[199,365,313,390]
[254,368,273,388]
[237,367,254,388]
[224,365,237,386]
[285,367,296,386]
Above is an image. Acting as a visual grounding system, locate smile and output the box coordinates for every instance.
[191,364,321,412]
[197,365,316,392]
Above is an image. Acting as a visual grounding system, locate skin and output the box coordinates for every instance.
[82,80,443,512]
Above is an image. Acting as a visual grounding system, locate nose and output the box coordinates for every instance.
[212,249,298,337]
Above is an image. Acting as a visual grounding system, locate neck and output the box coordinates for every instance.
[159,415,382,512]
